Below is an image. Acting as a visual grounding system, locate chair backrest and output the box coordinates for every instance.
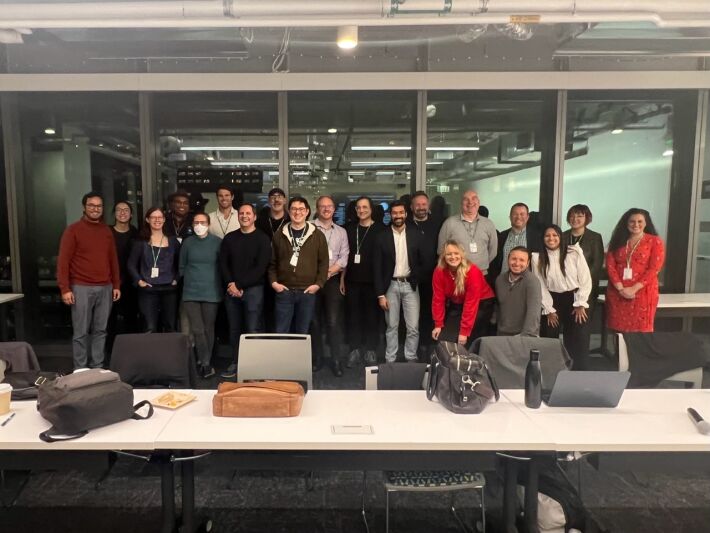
[472,336,571,389]
[364,363,429,391]
[237,334,313,390]
[617,333,630,371]
[0,341,41,372]
[110,333,196,388]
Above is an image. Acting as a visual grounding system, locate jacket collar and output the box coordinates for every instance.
[281,221,317,245]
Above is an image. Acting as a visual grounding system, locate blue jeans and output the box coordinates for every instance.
[137,285,178,333]
[383,280,420,362]
[224,285,264,353]
[71,284,113,369]
[274,289,317,334]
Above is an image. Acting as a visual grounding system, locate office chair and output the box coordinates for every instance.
[617,332,704,389]
[110,333,196,388]
[237,333,313,391]
[364,363,486,533]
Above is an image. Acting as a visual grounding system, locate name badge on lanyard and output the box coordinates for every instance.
[151,267,159,278]
[354,254,361,264]
[328,249,333,260]
[623,267,633,280]
[290,253,299,267]
[469,242,478,254]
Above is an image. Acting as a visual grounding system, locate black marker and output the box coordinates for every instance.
[687,408,710,435]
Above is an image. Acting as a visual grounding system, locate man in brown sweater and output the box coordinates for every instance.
[268,196,328,334]
[57,192,121,369]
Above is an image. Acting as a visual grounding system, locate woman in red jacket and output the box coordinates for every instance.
[606,208,665,332]
[431,239,495,346]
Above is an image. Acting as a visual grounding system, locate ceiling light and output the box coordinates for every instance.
[210,161,278,167]
[611,129,623,135]
[327,128,338,134]
[44,128,56,135]
[325,156,333,161]
[663,149,674,157]
[350,145,479,152]
[337,25,358,50]
[181,146,308,151]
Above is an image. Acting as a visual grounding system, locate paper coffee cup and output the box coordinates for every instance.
[0,383,12,415]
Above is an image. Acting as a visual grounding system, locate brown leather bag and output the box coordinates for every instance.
[212,381,305,417]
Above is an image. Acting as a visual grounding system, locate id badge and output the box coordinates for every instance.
[623,267,633,280]
[176,237,183,244]
[469,242,478,254]
[289,253,299,267]
[328,249,333,260]
[151,267,159,278]
[354,254,361,264]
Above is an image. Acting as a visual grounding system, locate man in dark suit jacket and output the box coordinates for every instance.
[373,201,423,363]
[489,202,542,286]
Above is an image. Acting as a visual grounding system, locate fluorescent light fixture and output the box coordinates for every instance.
[210,161,278,167]
[663,149,674,157]
[292,171,310,176]
[351,160,443,167]
[348,171,365,175]
[350,145,480,151]
[181,146,308,151]
[44,127,56,135]
[327,128,338,134]
[376,171,395,176]
[337,25,358,50]
[325,156,333,161]
[611,129,623,135]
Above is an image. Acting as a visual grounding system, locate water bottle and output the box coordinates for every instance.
[525,349,542,409]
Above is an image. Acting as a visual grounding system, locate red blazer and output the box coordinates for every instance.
[432,264,494,337]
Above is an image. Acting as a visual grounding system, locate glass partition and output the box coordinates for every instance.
[288,92,417,224]
[425,91,551,230]
[694,98,710,293]
[17,93,141,341]
[154,92,279,213]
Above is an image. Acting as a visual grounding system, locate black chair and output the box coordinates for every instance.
[110,333,197,388]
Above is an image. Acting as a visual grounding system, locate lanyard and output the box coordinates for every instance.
[288,224,306,254]
[217,210,234,236]
[355,223,372,255]
[625,235,643,268]
[150,236,165,268]
[462,218,479,245]
[270,216,285,237]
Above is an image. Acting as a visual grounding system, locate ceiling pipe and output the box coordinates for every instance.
[1,1,710,28]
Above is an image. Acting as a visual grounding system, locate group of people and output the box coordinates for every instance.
[57,185,665,377]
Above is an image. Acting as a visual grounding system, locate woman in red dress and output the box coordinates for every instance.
[606,208,665,332]
[431,240,495,346]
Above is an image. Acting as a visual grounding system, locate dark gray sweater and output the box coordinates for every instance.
[495,269,541,337]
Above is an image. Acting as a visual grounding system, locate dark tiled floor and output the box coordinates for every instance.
[4,339,710,532]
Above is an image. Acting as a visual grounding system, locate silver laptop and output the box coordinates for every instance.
[541,371,630,407]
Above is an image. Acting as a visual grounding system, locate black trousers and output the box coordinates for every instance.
[440,298,495,347]
[311,276,346,361]
[540,290,591,370]
[417,277,434,348]
[345,280,380,352]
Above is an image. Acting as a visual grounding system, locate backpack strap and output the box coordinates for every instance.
[39,427,88,443]
[131,400,154,420]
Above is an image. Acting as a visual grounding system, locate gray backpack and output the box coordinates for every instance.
[37,369,153,442]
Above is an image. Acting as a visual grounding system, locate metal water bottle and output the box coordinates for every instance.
[524,349,542,409]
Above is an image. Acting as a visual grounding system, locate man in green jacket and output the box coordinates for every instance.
[268,196,329,334]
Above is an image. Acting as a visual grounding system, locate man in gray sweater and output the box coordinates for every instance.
[495,246,541,336]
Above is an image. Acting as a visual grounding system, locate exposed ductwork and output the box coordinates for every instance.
[1,1,710,29]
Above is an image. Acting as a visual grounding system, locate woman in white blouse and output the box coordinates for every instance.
[532,224,592,370]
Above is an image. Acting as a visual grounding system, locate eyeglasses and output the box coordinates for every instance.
[148,216,165,221]
[290,207,308,213]
[86,204,103,210]
[115,208,131,214]
[270,194,285,199]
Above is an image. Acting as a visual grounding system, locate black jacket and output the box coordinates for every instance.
[489,225,543,283]
[373,225,424,297]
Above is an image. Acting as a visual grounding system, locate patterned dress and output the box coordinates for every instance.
[605,234,665,332]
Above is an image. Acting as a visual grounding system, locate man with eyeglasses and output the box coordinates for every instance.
[311,195,349,376]
[268,197,329,334]
[57,191,121,369]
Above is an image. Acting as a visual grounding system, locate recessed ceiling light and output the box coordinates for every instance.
[663,149,674,157]
[337,25,358,50]
[611,129,623,135]
[325,156,333,161]
[44,128,56,135]
[327,128,338,134]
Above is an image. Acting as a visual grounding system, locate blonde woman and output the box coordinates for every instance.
[431,240,495,346]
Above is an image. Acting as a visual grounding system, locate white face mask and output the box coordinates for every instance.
[193,224,208,236]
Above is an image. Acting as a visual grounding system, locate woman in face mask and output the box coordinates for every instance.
[179,212,223,378]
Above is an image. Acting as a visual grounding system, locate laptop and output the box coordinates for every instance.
[541,371,630,408]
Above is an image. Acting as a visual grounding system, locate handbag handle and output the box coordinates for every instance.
[39,428,88,443]
[426,356,440,401]
[132,400,154,420]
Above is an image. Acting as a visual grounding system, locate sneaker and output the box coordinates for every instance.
[346,349,361,369]
[220,363,237,379]
[363,350,377,366]
[200,366,216,379]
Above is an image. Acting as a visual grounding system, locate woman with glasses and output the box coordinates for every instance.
[128,207,181,333]
[605,208,665,333]
[532,224,592,369]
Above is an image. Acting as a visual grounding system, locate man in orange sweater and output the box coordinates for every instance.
[57,192,121,369]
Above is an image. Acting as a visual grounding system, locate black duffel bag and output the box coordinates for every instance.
[37,369,153,442]
[426,340,499,414]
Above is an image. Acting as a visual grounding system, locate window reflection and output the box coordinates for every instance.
[288,92,417,224]
[0,118,10,294]
[426,91,547,230]
[155,92,279,212]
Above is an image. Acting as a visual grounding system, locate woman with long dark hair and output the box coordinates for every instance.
[532,224,592,369]
[431,240,494,346]
[127,206,181,333]
[606,208,665,332]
